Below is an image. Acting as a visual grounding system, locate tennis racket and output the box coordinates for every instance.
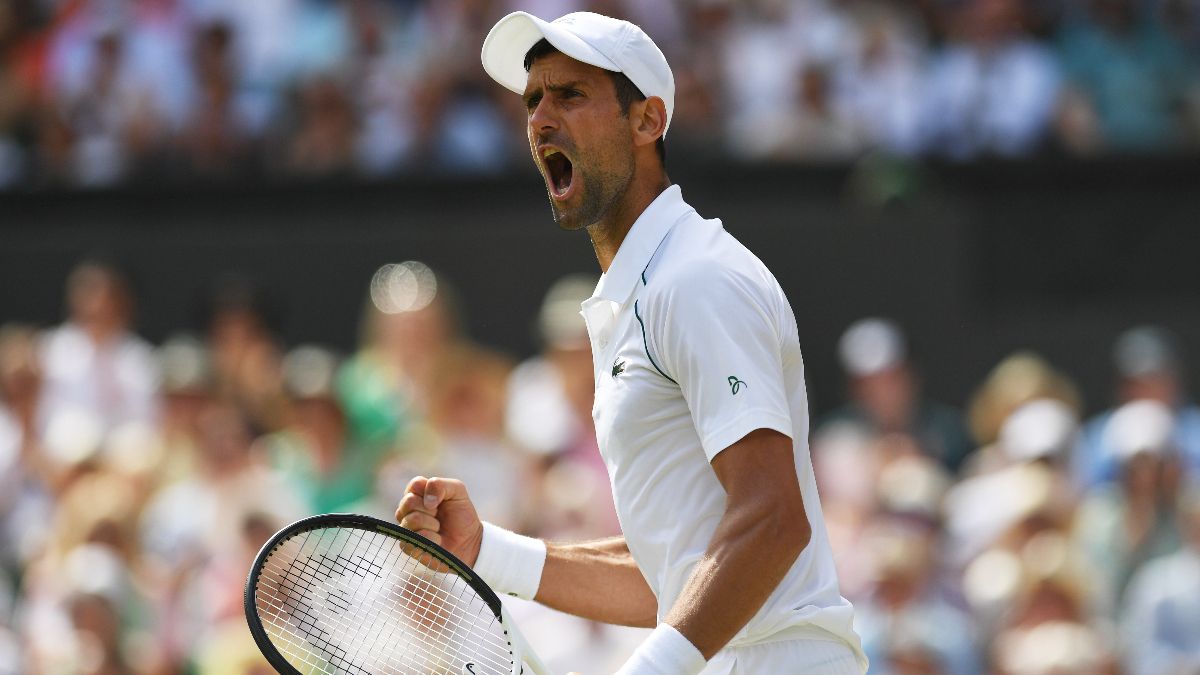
[245,513,551,675]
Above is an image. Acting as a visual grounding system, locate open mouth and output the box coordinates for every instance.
[542,148,574,199]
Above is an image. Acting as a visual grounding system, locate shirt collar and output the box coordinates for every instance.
[592,184,692,304]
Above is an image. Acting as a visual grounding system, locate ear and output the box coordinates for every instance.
[630,96,667,150]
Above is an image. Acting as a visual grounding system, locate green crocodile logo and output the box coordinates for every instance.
[612,359,626,378]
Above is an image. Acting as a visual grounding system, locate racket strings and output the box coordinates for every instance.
[254,525,515,674]
[260,528,512,674]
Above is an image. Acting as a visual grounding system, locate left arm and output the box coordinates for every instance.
[664,427,810,659]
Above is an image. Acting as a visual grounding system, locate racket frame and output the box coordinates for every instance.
[244,512,550,675]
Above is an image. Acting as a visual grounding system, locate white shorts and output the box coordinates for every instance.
[702,637,864,675]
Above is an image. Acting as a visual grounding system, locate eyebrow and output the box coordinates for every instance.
[523,80,584,107]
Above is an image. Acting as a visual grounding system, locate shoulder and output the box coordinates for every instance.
[40,323,84,353]
[1176,405,1200,425]
[1126,550,1197,603]
[644,218,782,310]
[118,331,157,360]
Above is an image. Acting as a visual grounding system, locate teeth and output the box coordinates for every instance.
[543,148,560,159]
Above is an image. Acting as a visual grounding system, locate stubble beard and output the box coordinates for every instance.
[548,154,634,232]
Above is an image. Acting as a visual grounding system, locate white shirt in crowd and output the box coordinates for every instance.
[37,322,160,450]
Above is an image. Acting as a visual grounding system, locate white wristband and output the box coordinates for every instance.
[472,522,547,601]
[615,623,707,675]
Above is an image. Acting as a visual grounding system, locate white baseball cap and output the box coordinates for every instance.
[481,11,675,134]
[999,398,1079,462]
[838,317,907,377]
[1103,399,1175,461]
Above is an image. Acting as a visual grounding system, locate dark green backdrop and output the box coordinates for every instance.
[3,157,1198,416]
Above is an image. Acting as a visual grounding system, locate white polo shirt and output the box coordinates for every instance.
[582,185,865,664]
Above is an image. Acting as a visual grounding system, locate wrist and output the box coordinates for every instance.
[615,623,707,675]
[472,522,547,601]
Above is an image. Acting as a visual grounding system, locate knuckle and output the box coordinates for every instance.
[400,493,426,513]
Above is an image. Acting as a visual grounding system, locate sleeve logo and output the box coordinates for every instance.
[727,376,747,395]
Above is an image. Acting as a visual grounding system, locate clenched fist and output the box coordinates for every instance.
[395,475,485,566]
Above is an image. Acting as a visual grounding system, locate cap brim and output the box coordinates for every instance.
[482,11,621,95]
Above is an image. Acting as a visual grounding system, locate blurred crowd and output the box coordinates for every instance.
[2,0,1200,188]
[1,257,1198,674]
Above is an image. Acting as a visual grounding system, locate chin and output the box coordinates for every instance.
[551,206,589,232]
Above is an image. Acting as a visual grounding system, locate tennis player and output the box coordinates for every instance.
[397,11,867,674]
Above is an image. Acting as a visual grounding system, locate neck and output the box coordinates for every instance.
[81,319,122,347]
[587,170,671,272]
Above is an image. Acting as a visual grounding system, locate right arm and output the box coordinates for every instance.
[396,475,658,627]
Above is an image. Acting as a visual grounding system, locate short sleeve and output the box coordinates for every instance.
[646,265,794,462]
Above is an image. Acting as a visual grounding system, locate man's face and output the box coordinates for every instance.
[523,52,635,231]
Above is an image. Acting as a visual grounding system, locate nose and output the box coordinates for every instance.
[528,96,558,137]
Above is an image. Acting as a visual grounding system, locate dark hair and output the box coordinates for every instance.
[523,39,666,164]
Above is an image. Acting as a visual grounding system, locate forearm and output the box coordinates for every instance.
[664,505,809,659]
[536,536,659,627]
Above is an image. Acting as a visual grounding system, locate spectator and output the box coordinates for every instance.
[0,23,30,189]
[919,0,1061,158]
[721,0,862,159]
[1074,400,1187,616]
[836,2,928,156]
[812,421,881,599]
[0,324,49,625]
[1076,326,1200,487]
[1058,0,1197,152]
[961,397,1080,479]
[344,0,423,175]
[424,342,528,529]
[20,470,151,673]
[505,273,597,459]
[180,20,255,177]
[431,79,514,173]
[282,75,358,178]
[853,455,981,675]
[820,317,973,474]
[989,545,1118,675]
[139,402,304,577]
[202,274,287,434]
[190,514,282,675]
[966,351,1082,450]
[947,459,1075,572]
[339,261,470,512]
[0,324,40,464]
[262,345,387,514]
[36,260,159,467]
[1121,487,1200,675]
[155,334,213,481]
[855,519,982,675]
[46,5,184,185]
[505,273,619,538]
[356,261,461,419]
[336,305,411,461]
